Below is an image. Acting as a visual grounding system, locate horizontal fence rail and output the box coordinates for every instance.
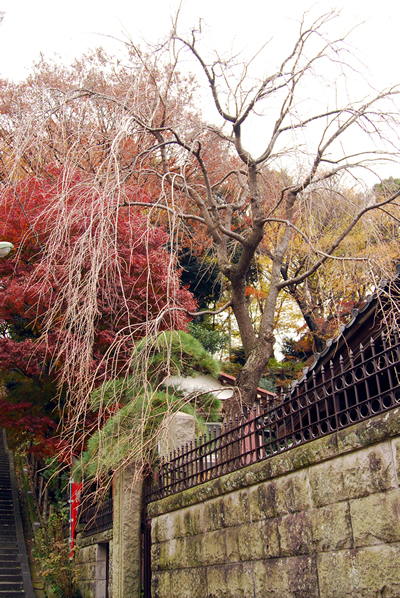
[146,331,400,503]
[78,497,113,536]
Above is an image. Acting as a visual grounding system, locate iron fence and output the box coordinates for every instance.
[78,497,113,536]
[146,331,400,503]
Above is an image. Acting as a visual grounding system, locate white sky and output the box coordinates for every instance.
[0,0,397,87]
[0,0,398,184]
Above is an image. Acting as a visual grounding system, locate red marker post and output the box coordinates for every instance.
[69,479,82,558]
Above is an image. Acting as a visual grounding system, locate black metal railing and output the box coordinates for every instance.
[78,497,113,536]
[146,331,400,503]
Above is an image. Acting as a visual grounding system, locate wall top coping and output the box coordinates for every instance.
[148,407,400,518]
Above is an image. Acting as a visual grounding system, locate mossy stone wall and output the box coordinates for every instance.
[75,529,113,598]
[75,464,142,598]
[148,408,400,597]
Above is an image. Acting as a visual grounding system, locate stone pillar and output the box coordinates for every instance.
[112,463,143,598]
[95,544,108,598]
[161,411,196,457]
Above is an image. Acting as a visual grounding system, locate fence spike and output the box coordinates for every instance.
[370,336,376,355]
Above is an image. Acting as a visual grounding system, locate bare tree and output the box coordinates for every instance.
[2,11,400,456]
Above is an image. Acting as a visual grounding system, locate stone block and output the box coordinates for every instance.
[337,408,400,454]
[204,497,226,531]
[309,459,346,507]
[182,504,205,536]
[278,511,314,556]
[95,580,107,598]
[180,478,222,510]
[253,555,319,597]
[311,502,354,552]
[160,411,196,457]
[76,560,96,582]
[236,519,280,560]
[77,581,95,598]
[309,442,396,506]
[249,470,311,521]
[222,490,250,528]
[152,571,170,598]
[185,534,207,568]
[153,513,175,543]
[75,544,97,565]
[149,491,182,517]
[317,544,400,597]
[249,480,278,521]
[392,437,400,482]
[158,537,187,570]
[169,568,208,598]
[151,542,160,571]
[207,563,254,598]
[351,488,400,547]
[341,443,396,500]
[97,561,107,579]
[225,526,240,563]
[237,521,264,561]
[258,518,281,558]
[275,470,312,515]
[200,529,227,566]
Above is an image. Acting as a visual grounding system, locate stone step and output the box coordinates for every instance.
[0,575,23,584]
[0,582,24,591]
[0,560,21,574]
[0,542,17,550]
[0,542,18,561]
[0,529,17,537]
[0,555,18,563]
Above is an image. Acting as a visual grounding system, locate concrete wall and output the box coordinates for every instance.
[148,407,400,598]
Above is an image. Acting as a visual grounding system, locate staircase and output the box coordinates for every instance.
[0,431,34,597]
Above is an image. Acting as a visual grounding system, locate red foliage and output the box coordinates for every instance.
[0,168,197,446]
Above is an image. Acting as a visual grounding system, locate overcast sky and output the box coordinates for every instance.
[0,0,397,87]
[0,0,398,186]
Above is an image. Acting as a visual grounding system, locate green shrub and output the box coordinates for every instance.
[33,510,81,598]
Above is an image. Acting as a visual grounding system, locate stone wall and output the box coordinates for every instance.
[75,528,113,598]
[74,411,194,598]
[148,408,400,597]
[75,465,142,598]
